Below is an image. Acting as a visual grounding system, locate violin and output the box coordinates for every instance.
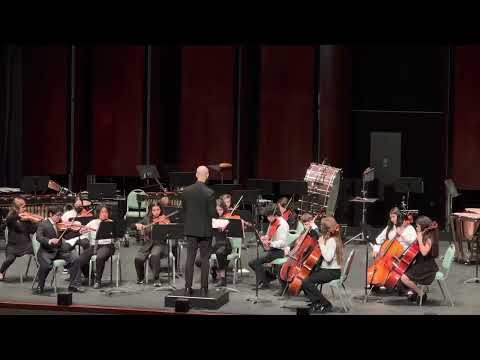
[18,212,44,223]
[223,196,253,228]
[56,221,96,232]
[142,210,180,229]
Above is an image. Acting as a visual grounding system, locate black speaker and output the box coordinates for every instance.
[57,292,72,306]
[175,298,190,313]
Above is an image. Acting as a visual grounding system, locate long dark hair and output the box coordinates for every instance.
[386,207,403,235]
[95,204,110,219]
[416,216,439,258]
[147,201,163,221]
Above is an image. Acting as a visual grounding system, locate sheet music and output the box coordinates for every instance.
[212,218,229,229]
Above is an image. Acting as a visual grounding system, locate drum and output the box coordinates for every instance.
[466,208,480,215]
[451,212,480,263]
[304,163,342,216]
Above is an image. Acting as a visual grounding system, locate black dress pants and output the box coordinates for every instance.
[184,236,211,289]
[134,242,168,281]
[248,248,284,285]
[301,268,341,306]
[37,249,82,289]
[78,245,115,283]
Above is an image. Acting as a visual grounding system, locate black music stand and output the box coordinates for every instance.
[168,172,196,189]
[394,177,424,210]
[152,223,184,291]
[210,184,242,197]
[246,226,272,304]
[87,183,117,201]
[21,176,49,202]
[136,164,167,192]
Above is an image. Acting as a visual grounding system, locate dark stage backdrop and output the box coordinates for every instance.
[22,45,69,175]
[256,46,316,180]
[89,45,145,176]
[452,45,480,190]
[177,46,236,180]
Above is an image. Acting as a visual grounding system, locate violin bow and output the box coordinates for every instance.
[143,210,180,229]
[230,195,243,216]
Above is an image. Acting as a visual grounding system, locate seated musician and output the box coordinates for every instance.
[132,202,169,287]
[77,205,116,289]
[277,196,298,229]
[62,196,86,222]
[275,212,318,296]
[0,197,39,281]
[61,196,93,246]
[34,206,84,294]
[398,216,439,304]
[248,205,289,290]
[160,196,170,209]
[372,207,416,257]
[195,199,232,286]
[302,216,343,313]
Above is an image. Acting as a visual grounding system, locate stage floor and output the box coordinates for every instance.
[1,232,479,315]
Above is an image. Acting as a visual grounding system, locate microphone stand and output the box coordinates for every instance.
[246,223,271,304]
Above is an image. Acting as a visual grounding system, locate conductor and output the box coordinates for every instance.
[182,165,216,296]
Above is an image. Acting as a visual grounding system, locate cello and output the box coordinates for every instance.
[366,213,414,287]
[383,221,438,289]
[279,215,321,296]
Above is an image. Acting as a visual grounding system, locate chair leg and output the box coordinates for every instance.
[145,260,149,284]
[116,259,119,288]
[336,287,348,313]
[25,255,32,278]
[437,280,447,303]
[53,268,57,294]
[330,287,335,299]
[343,284,353,309]
[172,256,176,285]
[419,286,425,307]
[233,259,238,285]
[88,260,93,287]
[32,268,39,289]
[441,280,455,307]
[110,258,113,286]
[239,258,243,278]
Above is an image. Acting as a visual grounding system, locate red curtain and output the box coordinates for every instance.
[256,46,315,180]
[90,45,145,176]
[23,45,68,175]
[177,46,236,180]
[452,46,480,190]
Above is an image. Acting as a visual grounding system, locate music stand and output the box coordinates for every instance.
[168,172,196,189]
[21,176,49,202]
[232,189,261,206]
[278,180,308,197]
[445,179,461,233]
[246,227,272,305]
[137,164,167,192]
[394,177,424,210]
[152,223,184,291]
[87,183,117,201]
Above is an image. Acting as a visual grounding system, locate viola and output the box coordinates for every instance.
[56,221,96,232]
[260,217,281,250]
[142,210,180,229]
[281,209,292,222]
[383,221,438,289]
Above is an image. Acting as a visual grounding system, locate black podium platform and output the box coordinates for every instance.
[164,289,229,310]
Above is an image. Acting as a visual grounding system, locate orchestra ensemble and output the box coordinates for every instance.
[0,164,446,313]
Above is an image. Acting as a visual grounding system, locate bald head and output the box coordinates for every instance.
[196,165,209,183]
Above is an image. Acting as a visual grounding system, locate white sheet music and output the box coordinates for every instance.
[212,219,229,229]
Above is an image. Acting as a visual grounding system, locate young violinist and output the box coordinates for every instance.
[372,207,417,257]
[195,199,232,286]
[62,196,91,223]
[398,216,439,304]
[133,202,169,286]
[248,205,289,289]
[0,197,39,281]
[276,196,298,229]
[221,194,233,211]
[77,205,116,289]
[35,206,84,294]
[301,216,344,313]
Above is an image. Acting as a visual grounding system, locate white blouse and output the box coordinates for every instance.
[372,224,417,253]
